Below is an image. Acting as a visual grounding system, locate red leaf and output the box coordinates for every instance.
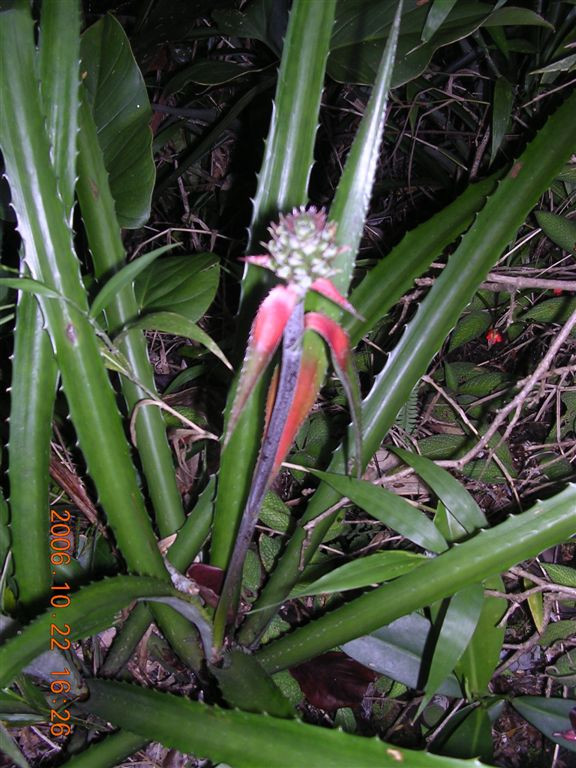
[305,312,350,371]
[305,312,362,475]
[186,563,224,607]
[290,651,377,711]
[224,284,298,444]
[311,277,363,319]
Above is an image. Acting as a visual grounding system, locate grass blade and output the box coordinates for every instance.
[306,468,448,553]
[390,447,486,532]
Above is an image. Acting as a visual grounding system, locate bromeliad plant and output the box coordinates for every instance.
[215,207,363,640]
[1,1,576,766]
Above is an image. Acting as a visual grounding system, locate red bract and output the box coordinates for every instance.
[225,284,299,444]
[309,277,362,319]
[267,313,362,477]
[304,312,362,475]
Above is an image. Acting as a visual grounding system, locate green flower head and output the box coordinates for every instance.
[262,206,344,293]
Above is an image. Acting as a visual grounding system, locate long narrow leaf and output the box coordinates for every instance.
[89,243,178,319]
[83,678,490,768]
[247,0,338,250]
[98,604,154,678]
[38,0,80,216]
[122,310,231,370]
[76,95,187,539]
[210,649,295,717]
[456,575,507,696]
[255,484,576,672]
[345,174,498,345]
[306,467,448,553]
[62,731,149,768]
[76,92,205,669]
[419,584,484,713]
[390,447,486,532]
[8,292,57,612]
[357,89,576,479]
[0,576,183,688]
[292,551,427,597]
[330,0,403,291]
[8,0,78,614]
[167,476,217,572]
[0,277,63,298]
